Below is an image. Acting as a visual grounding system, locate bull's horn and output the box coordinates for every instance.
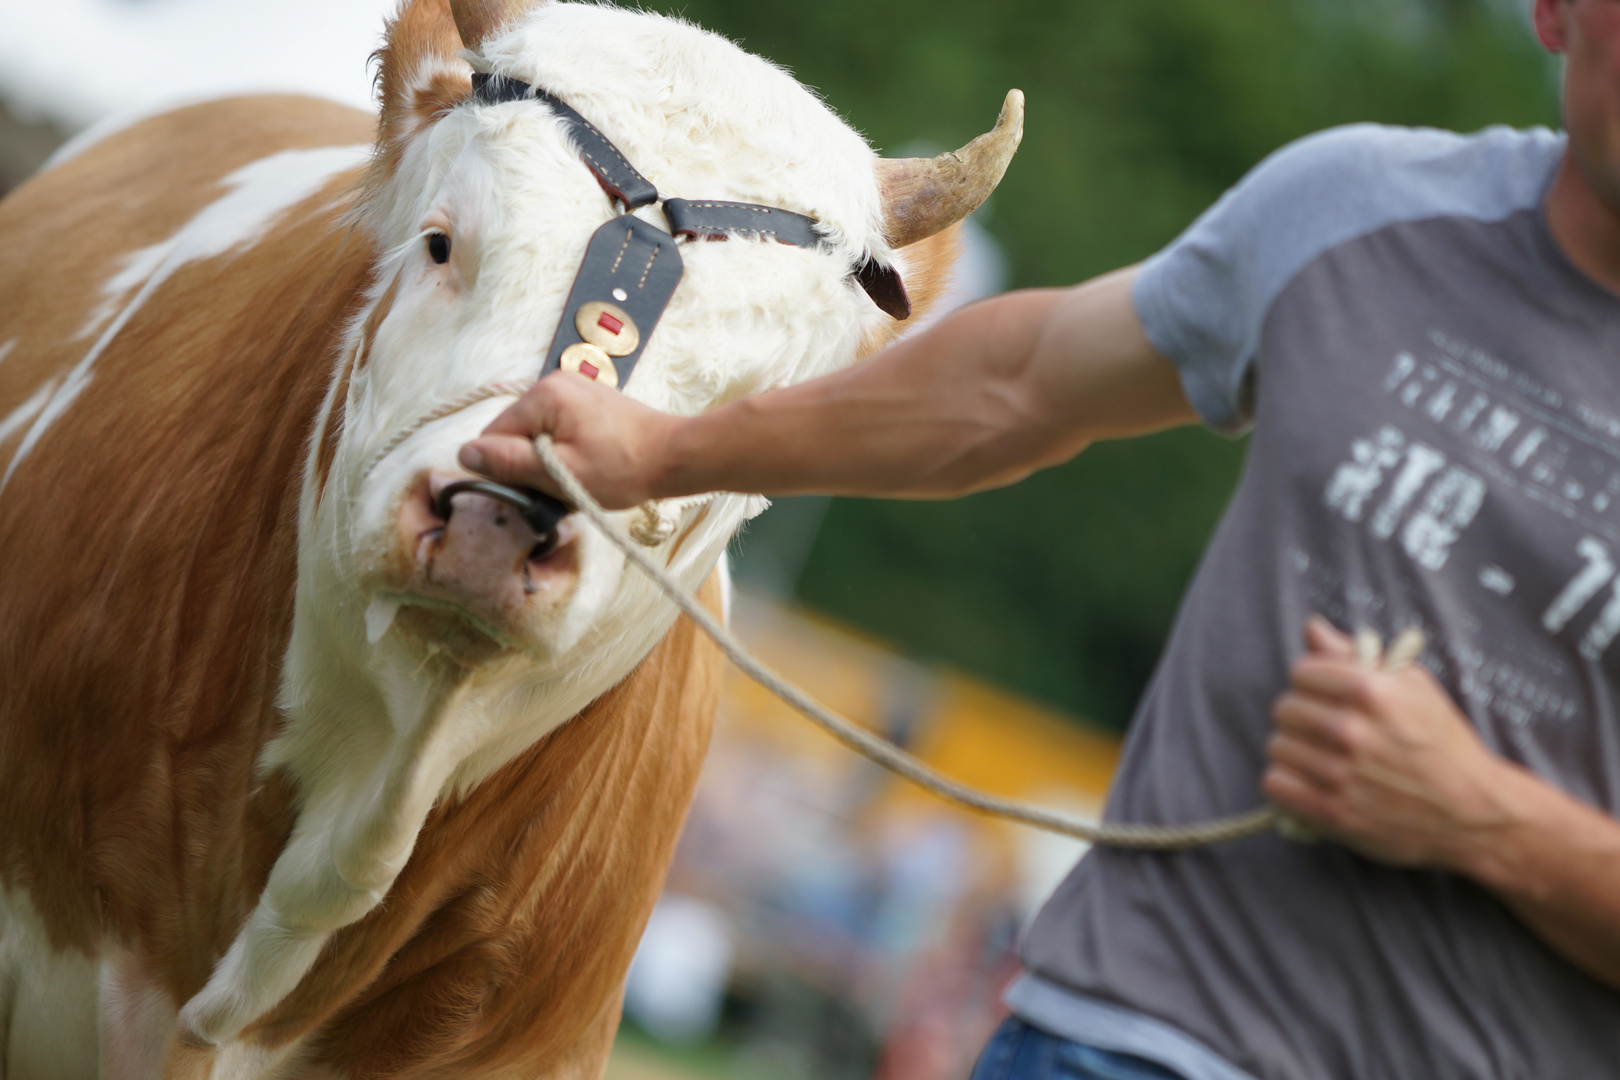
[876,89,1024,249]
[450,0,544,51]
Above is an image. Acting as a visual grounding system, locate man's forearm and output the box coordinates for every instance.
[1444,761,1620,989]
[466,266,1193,507]
[651,290,1059,499]
[650,267,1193,500]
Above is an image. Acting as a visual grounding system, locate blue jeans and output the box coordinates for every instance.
[971,1018,1188,1080]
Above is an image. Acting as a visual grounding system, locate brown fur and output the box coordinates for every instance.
[0,91,721,1076]
[0,1,961,1073]
[356,272,404,376]
[0,97,376,987]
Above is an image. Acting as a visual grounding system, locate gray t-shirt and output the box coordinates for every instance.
[1017,123,1620,1080]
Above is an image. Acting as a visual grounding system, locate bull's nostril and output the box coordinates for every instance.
[433,488,458,524]
[521,538,560,596]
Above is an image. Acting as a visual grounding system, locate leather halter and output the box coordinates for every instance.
[438,73,907,541]
[471,71,910,383]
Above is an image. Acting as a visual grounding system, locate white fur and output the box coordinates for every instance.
[128,2,923,1061]
[0,338,38,460]
[718,549,734,627]
[98,953,176,1080]
[0,886,102,1079]
[0,377,57,466]
[0,886,204,1080]
[0,143,370,492]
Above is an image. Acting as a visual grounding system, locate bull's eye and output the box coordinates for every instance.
[427,232,451,265]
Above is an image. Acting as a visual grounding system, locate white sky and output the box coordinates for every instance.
[0,0,394,130]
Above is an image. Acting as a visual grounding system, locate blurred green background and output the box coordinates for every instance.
[650,0,1563,731]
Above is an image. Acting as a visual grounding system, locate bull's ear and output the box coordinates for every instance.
[373,0,473,171]
[856,258,911,321]
[895,226,963,325]
[854,226,962,355]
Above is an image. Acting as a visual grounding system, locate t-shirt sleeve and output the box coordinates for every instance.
[1130,122,1562,434]
[1131,125,1394,433]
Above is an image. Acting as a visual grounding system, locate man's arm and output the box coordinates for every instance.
[1267,617,1620,989]
[461,265,1196,509]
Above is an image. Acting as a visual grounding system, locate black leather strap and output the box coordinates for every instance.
[471,72,532,105]
[467,71,913,392]
[542,214,685,389]
[472,73,659,210]
[663,198,824,249]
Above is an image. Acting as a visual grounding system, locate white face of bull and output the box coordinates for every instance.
[281,3,911,793]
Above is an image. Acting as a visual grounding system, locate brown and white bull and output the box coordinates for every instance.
[0,0,1018,1075]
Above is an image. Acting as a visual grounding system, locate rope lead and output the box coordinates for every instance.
[535,435,1303,851]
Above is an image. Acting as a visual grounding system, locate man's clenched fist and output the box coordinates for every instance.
[459,372,679,510]
[1264,616,1515,870]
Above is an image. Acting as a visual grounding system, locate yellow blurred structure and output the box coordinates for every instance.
[613,591,1123,1080]
[717,592,1119,909]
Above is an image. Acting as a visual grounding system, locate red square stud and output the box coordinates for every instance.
[579,360,600,380]
[597,312,625,336]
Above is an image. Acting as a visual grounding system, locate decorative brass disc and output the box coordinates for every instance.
[560,342,620,388]
[575,300,640,357]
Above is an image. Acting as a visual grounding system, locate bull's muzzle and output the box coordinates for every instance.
[433,479,570,560]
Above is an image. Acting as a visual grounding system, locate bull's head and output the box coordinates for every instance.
[284,0,1021,791]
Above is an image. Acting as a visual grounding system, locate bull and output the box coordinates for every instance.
[0,0,1019,1074]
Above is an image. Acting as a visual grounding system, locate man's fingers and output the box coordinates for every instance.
[1304,615,1357,659]
[481,389,551,440]
[1262,765,1335,825]
[1290,656,1376,704]
[1267,730,1348,793]
[458,434,563,498]
[1272,691,1358,752]
[456,369,672,510]
[480,372,595,439]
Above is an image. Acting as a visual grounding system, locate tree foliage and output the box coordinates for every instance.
[645,0,1561,730]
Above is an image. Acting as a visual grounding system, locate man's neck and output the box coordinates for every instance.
[1546,149,1620,297]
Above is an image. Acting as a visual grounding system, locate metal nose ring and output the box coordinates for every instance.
[434,480,572,556]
